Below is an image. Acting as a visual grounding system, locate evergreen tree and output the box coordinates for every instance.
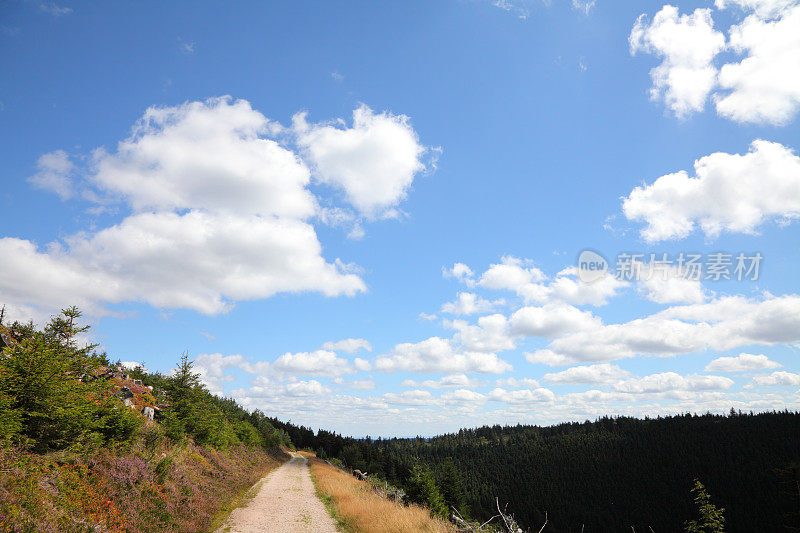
[685,479,726,533]
[406,464,448,518]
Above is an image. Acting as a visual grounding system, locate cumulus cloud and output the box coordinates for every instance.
[383,390,437,406]
[487,387,555,403]
[510,303,601,338]
[294,104,430,219]
[634,259,709,304]
[623,140,800,242]
[443,263,476,286]
[322,338,372,353]
[469,257,626,306]
[749,371,800,386]
[705,352,782,372]
[544,363,631,385]
[193,353,248,394]
[0,211,364,316]
[715,2,800,124]
[527,294,800,365]
[4,97,433,319]
[614,372,734,393]
[631,2,800,124]
[630,5,725,117]
[441,292,504,315]
[28,150,76,200]
[495,377,542,389]
[373,336,512,374]
[401,374,481,389]
[272,350,354,377]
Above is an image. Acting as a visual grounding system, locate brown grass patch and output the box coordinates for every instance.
[303,453,454,533]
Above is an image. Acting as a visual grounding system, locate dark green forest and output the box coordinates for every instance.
[274,411,800,532]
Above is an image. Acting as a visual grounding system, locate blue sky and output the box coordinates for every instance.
[1,0,799,436]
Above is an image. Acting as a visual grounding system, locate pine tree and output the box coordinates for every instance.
[685,479,725,533]
[406,464,448,518]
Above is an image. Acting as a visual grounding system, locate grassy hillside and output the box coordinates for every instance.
[0,308,292,532]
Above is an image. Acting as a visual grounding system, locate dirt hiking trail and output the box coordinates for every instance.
[214,453,338,533]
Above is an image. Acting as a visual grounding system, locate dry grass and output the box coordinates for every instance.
[302,453,454,533]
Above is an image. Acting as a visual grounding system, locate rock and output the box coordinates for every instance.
[142,406,155,421]
[123,398,134,408]
[117,387,134,399]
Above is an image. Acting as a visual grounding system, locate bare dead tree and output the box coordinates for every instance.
[451,498,547,533]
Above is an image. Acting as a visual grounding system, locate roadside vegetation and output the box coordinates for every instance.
[0,307,290,532]
[304,452,453,533]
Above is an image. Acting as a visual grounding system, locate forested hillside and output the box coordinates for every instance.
[0,308,291,531]
[278,412,800,532]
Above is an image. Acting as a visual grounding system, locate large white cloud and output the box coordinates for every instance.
[622,140,800,242]
[3,97,434,319]
[614,372,734,393]
[0,211,364,316]
[294,104,429,219]
[715,3,800,124]
[373,336,512,374]
[91,98,315,217]
[705,352,782,372]
[544,363,631,385]
[528,294,800,365]
[272,350,355,377]
[631,2,800,124]
[630,5,725,117]
[474,257,626,306]
[749,371,800,386]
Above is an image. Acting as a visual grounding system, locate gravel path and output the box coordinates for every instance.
[214,453,338,533]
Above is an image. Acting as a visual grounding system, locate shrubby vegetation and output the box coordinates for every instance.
[0,307,291,531]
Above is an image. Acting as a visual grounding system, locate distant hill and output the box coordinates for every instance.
[278,411,800,532]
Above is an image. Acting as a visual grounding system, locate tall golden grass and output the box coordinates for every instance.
[303,453,454,533]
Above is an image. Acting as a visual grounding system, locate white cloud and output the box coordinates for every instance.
[272,349,354,377]
[479,256,546,292]
[443,263,476,286]
[623,140,800,242]
[495,377,542,389]
[474,258,626,306]
[4,98,445,318]
[614,372,734,393]
[631,2,800,125]
[528,294,800,365]
[510,303,601,338]
[28,150,75,200]
[0,211,365,316]
[634,259,709,304]
[705,352,782,372]
[630,5,725,117]
[345,379,376,391]
[447,314,516,353]
[544,363,631,384]
[92,98,314,218]
[750,371,800,386]
[715,3,800,124]
[383,390,437,406]
[715,0,798,19]
[322,338,372,353]
[39,2,72,16]
[373,336,512,374]
[487,387,555,403]
[285,380,330,397]
[572,0,595,16]
[193,353,247,394]
[294,104,430,219]
[401,374,481,389]
[441,292,503,315]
